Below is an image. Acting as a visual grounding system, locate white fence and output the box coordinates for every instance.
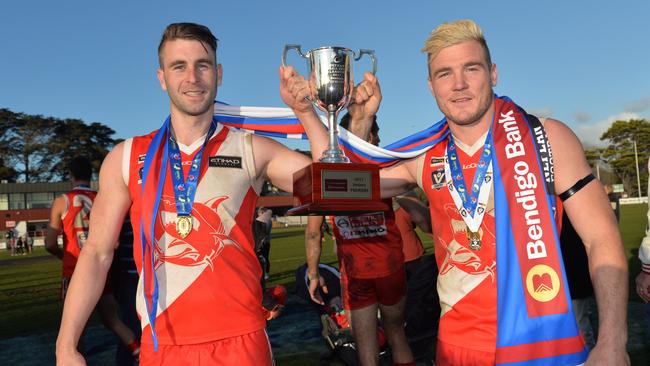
[620,197,648,205]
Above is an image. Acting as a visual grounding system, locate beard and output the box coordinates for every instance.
[438,93,493,127]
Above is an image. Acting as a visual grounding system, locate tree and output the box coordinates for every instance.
[49,119,116,181]
[599,119,650,197]
[0,108,118,182]
[1,110,57,182]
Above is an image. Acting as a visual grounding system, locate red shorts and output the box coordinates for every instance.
[60,275,112,301]
[140,329,273,366]
[341,268,406,310]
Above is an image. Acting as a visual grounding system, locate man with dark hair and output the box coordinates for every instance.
[46,156,139,360]
[282,18,628,366]
[67,156,93,182]
[304,114,415,366]
[56,23,311,365]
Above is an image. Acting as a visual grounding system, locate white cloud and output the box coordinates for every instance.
[625,97,650,113]
[572,111,591,123]
[573,112,641,147]
[527,107,553,118]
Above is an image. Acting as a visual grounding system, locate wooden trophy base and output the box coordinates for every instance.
[287,162,388,216]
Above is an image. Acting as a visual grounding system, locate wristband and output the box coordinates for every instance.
[308,272,320,281]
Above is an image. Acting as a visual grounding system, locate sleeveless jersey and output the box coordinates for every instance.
[123,124,266,345]
[420,138,498,354]
[331,200,404,279]
[61,187,97,278]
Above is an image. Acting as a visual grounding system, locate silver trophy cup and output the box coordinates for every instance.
[283,45,377,163]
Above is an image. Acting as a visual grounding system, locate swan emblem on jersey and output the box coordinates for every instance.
[154,195,243,270]
[438,203,496,279]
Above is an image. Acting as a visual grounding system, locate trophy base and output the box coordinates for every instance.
[288,162,387,216]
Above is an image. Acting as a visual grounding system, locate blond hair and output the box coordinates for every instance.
[422,19,491,66]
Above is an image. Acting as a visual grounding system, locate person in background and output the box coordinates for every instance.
[303,114,415,366]
[393,191,439,364]
[635,157,650,333]
[45,156,139,359]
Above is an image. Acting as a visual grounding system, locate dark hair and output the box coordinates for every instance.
[158,22,218,66]
[339,112,379,138]
[68,156,92,181]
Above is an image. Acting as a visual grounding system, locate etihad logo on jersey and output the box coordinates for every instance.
[209,155,242,169]
[525,264,561,302]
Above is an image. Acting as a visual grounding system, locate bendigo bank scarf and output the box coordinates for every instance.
[141,98,587,363]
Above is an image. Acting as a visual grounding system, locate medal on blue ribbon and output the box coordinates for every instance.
[445,131,494,250]
[168,122,217,238]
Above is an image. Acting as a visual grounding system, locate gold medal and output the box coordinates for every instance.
[176,215,193,238]
[467,226,482,250]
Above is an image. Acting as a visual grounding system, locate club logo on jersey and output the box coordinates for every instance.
[154,195,242,270]
[431,167,445,190]
[209,155,242,169]
[525,264,561,303]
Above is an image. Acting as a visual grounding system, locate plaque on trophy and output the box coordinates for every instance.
[283,45,388,215]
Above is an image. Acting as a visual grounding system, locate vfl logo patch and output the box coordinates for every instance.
[209,156,242,169]
[526,264,560,302]
[431,167,445,190]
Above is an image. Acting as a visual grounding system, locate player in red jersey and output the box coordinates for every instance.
[304,114,415,366]
[281,19,628,366]
[45,156,139,359]
[56,23,311,366]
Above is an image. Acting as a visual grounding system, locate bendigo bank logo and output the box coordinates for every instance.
[525,264,560,302]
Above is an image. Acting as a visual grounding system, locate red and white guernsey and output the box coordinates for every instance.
[331,200,405,279]
[61,187,97,278]
[418,136,498,356]
[123,125,266,345]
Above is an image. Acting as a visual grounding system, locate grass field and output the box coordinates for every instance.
[0,204,648,364]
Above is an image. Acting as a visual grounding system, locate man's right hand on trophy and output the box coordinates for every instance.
[279,65,314,115]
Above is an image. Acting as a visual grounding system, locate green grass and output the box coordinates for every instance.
[1,206,648,362]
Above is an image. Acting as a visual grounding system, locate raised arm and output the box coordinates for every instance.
[45,196,66,260]
[251,133,311,193]
[279,66,328,161]
[305,215,327,305]
[545,119,629,365]
[395,190,432,234]
[56,143,132,365]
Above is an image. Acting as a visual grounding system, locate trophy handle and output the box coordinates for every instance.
[282,44,307,67]
[355,49,377,75]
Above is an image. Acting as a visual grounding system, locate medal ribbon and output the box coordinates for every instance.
[139,117,216,351]
[444,130,494,233]
[168,122,217,221]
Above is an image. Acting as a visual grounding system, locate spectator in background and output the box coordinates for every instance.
[605,184,620,221]
[45,156,139,358]
[253,207,273,282]
[6,231,16,256]
[16,235,24,255]
[560,212,596,350]
[393,191,439,365]
[24,234,33,254]
[111,217,142,366]
[635,157,650,333]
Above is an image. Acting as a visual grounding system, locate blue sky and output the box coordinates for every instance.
[1,0,648,151]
